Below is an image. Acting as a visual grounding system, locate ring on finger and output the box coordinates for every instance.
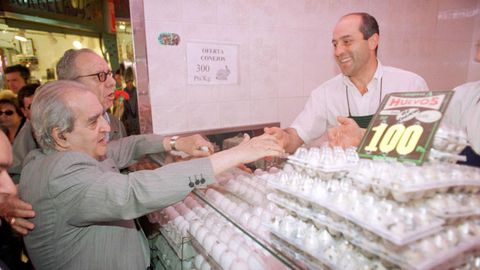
[9,217,16,225]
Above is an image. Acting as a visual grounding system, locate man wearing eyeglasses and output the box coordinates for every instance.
[10,49,128,181]
[56,48,127,141]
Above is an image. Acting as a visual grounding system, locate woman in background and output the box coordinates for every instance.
[0,97,25,144]
[122,67,140,135]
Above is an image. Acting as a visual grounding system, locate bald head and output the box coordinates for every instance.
[56,49,116,110]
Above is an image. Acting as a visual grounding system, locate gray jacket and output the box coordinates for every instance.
[19,134,214,270]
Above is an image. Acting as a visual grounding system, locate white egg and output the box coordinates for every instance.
[200,260,212,270]
[189,221,203,236]
[173,216,186,227]
[218,227,234,243]
[229,259,249,270]
[211,242,228,262]
[268,167,279,173]
[202,234,218,253]
[227,237,243,252]
[204,215,217,229]
[240,212,251,226]
[221,199,233,212]
[237,183,247,195]
[226,180,240,193]
[247,215,261,231]
[231,206,244,220]
[183,211,197,221]
[194,255,204,269]
[192,206,208,218]
[236,246,250,261]
[220,251,237,270]
[195,227,209,244]
[247,252,266,269]
[225,201,238,215]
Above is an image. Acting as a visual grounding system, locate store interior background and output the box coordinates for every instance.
[140,0,480,135]
[0,21,133,88]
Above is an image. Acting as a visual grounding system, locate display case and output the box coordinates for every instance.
[147,143,480,270]
[147,168,300,270]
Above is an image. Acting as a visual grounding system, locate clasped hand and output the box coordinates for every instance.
[0,193,35,235]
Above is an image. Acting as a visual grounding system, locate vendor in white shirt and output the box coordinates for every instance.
[265,12,429,153]
[442,40,480,161]
[329,39,480,158]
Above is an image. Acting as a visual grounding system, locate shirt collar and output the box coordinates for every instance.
[342,59,384,90]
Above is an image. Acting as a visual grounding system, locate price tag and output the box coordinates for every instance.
[357,91,453,165]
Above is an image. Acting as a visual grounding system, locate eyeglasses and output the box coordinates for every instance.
[0,110,14,116]
[75,70,113,82]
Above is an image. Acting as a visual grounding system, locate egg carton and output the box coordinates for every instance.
[268,235,329,270]
[432,125,468,154]
[288,146,359,173]
[416,192,480,220]
[428,148,467,163]
[267,192,407,268]
[202,188,273,237]
[269,216,388,270]
[348,160,480,202]
[188,210,280,270]
[268,191,480,270]
[267,178,444,246]
[219,175,269,206]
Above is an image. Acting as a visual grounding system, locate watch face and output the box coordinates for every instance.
[170,136,179,150]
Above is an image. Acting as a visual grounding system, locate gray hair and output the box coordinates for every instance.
[31,80,90,152]
[56,48,97,80]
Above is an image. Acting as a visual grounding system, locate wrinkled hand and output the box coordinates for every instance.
[0,193,35,235]
[176,134,214,157]
[328,116,366,148]
[233,133,285,164]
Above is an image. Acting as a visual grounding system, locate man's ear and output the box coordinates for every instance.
[368,33,379,52]
[52,128,69,149]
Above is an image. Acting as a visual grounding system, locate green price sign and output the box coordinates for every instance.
[357,91,453,165]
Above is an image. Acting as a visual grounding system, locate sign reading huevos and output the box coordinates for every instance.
[357,91,453,165]
[187,42,238,85]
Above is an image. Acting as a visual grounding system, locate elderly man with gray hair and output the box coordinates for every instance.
[19,80,283,269]
[10,49,127,180]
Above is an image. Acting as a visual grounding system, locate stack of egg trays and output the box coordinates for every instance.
[267,189,480,270]
[267,213,384,270]
[267,177,444,245]
[348,160,480,203]
[269,234,329,270]
[411,192,480,220]
[287,146,359,176]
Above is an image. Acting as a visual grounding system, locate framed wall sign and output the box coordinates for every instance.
[357,91,454,165]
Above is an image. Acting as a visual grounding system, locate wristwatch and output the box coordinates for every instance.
[170,136,179,151]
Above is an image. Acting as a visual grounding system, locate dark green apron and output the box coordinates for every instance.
[348,114,374,129]
[345,78,382,129]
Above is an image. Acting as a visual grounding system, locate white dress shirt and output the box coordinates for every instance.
[291,61,429,143]
[443,81,480,153]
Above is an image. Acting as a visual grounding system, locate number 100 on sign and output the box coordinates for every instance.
[364,123,424,156]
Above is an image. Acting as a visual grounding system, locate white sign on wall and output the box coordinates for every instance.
[187,42,238,85]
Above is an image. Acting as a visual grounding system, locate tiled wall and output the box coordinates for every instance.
[142,0,480,134]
